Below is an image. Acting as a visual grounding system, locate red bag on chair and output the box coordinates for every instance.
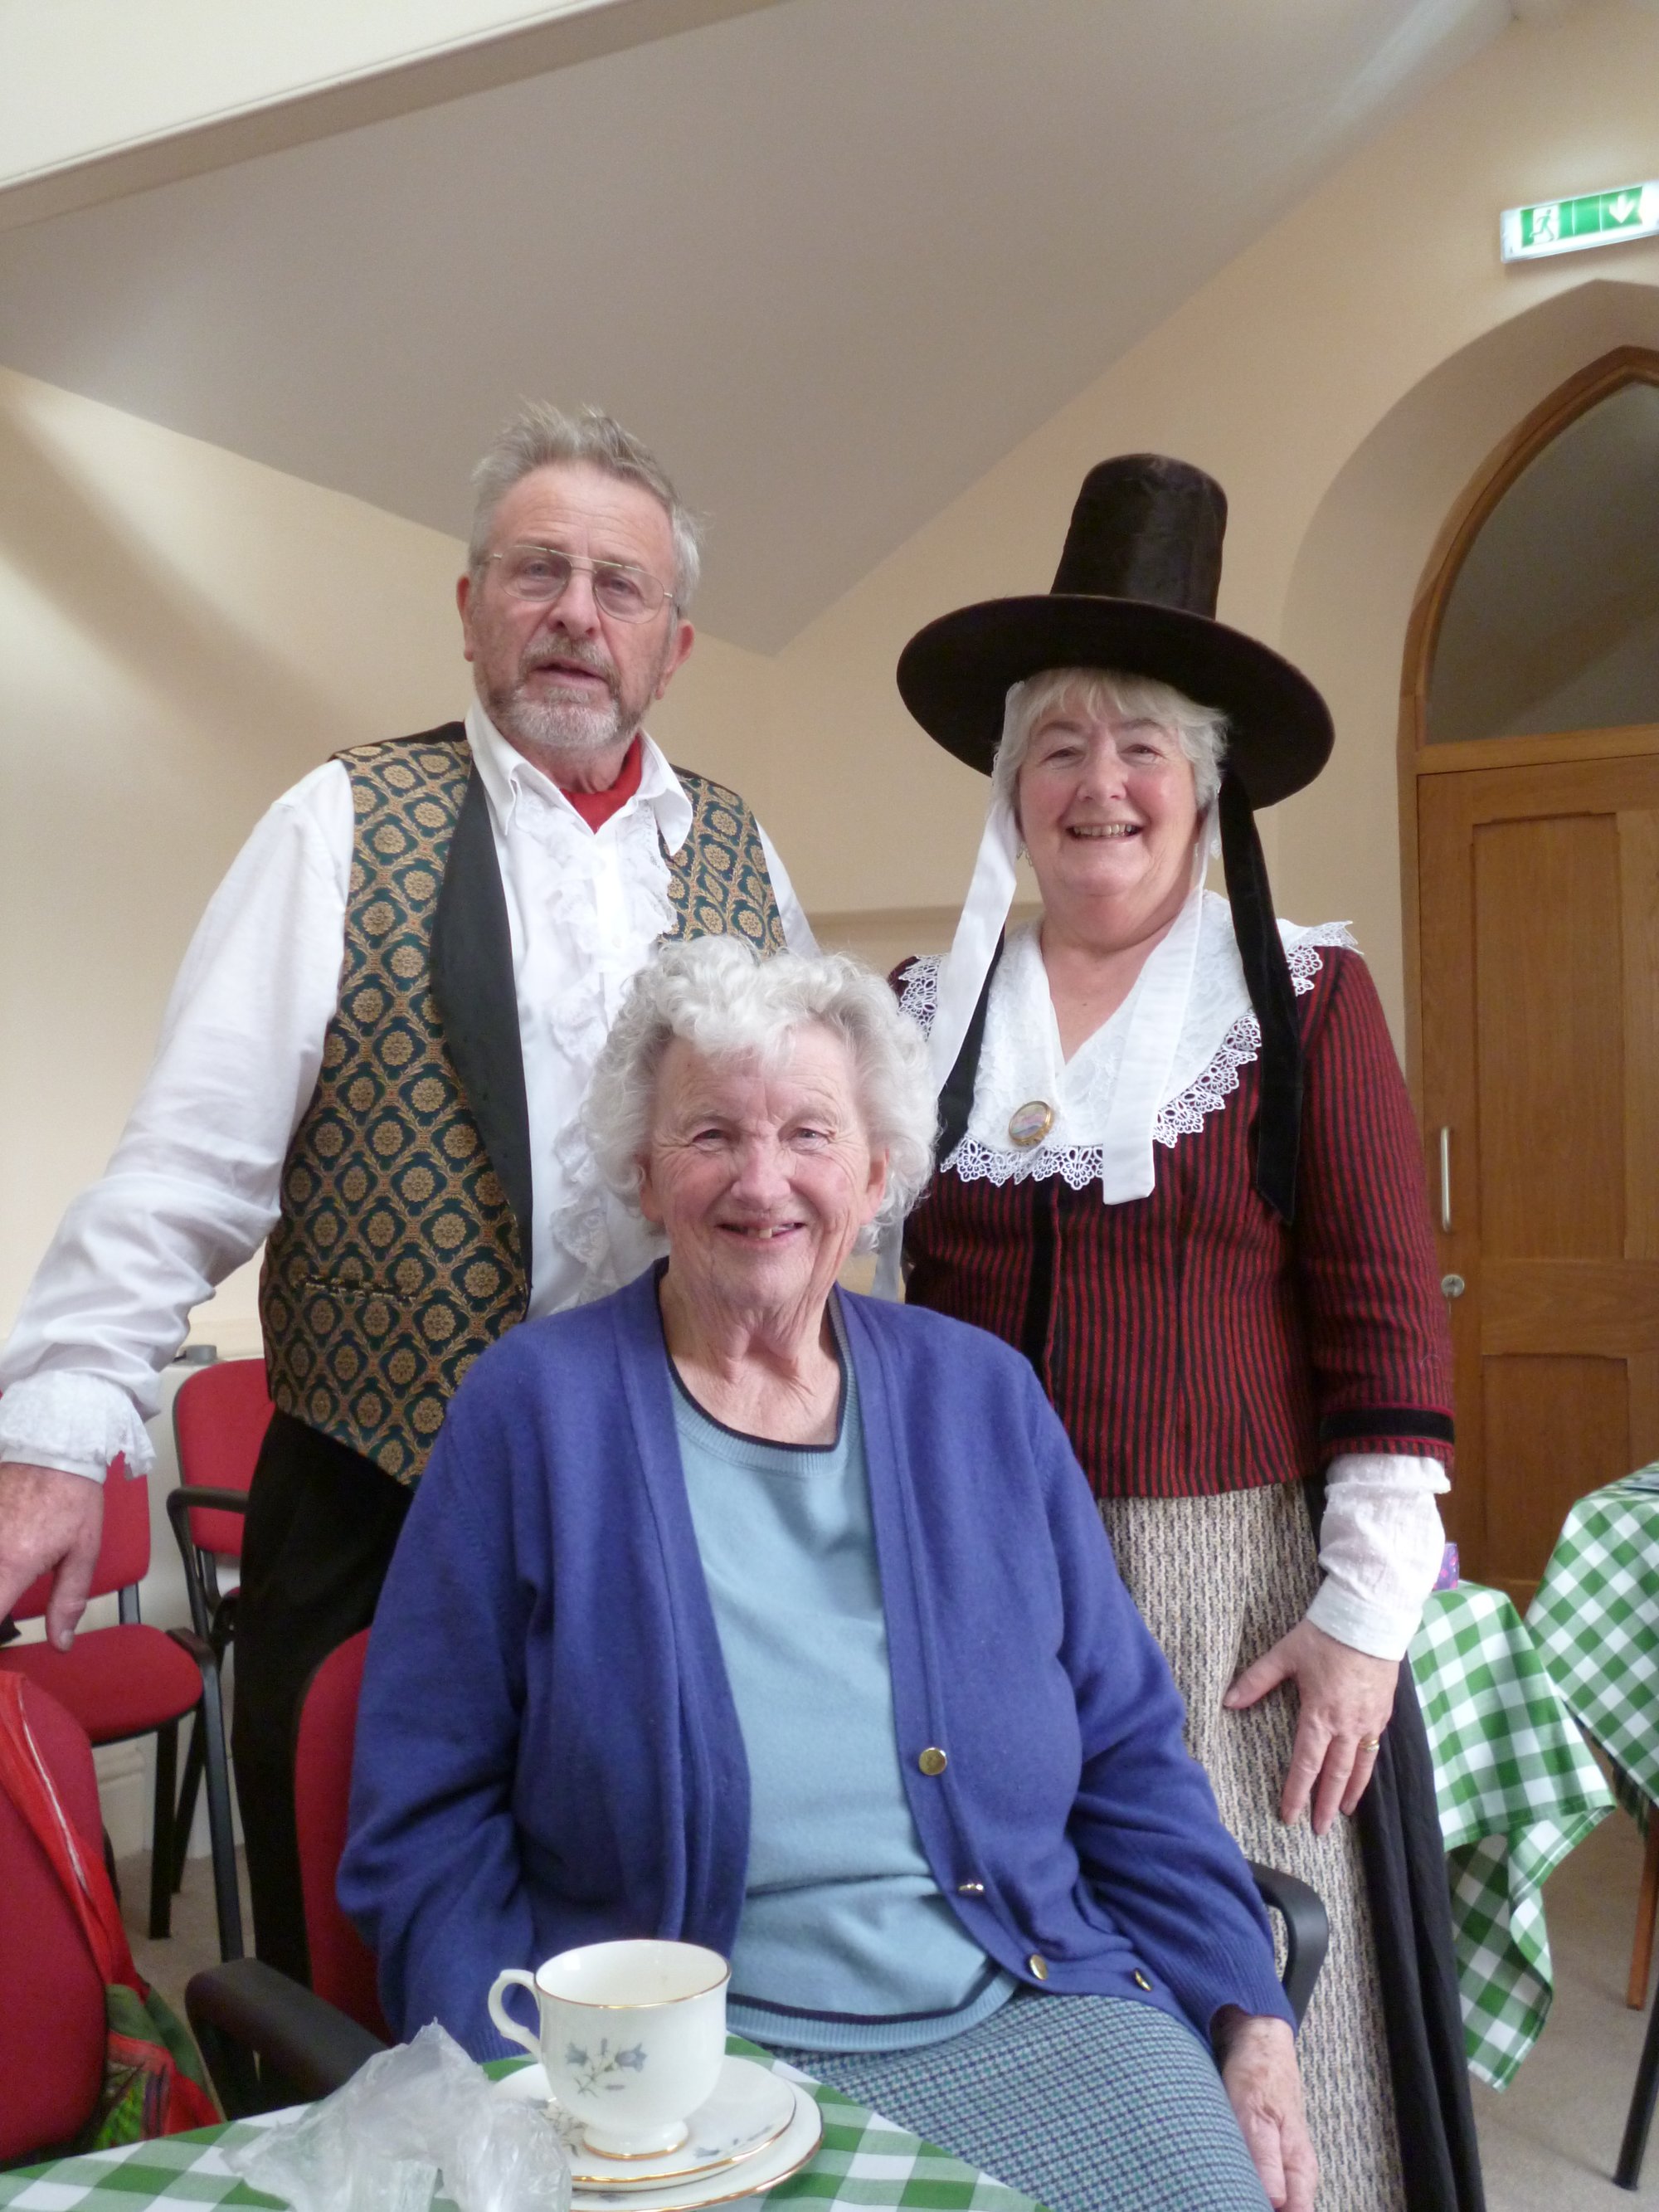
[0,1672,218,2147]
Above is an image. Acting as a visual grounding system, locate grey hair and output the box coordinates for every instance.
[467,402,704,608]
[991,667,1228,822]
[586,937,937,1245]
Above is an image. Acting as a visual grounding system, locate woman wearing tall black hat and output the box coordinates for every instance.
[884,458,1482,2212]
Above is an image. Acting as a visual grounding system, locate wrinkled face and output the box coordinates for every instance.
[1016,704,1202,925]
[639,1027,888,1321]
[457,460,693,761]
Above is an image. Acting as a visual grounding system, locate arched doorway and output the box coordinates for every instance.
[1403,345,1659,1601]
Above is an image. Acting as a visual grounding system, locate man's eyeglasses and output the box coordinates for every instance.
[485,544,673,622]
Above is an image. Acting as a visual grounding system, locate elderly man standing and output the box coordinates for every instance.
[0,404,815,1979]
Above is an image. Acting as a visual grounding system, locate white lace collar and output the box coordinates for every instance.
[898,893,1356,1201]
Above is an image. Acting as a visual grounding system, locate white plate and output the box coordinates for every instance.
[494,2058,817,2201]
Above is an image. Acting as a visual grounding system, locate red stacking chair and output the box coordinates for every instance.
[294,1631,391,2042]
[0,1459,243,1963]
[165,1359,271,1893]
[187,1630,389,2114]
[0,1679,109,2161]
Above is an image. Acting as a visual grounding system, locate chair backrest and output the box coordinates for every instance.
[295,1630,390,2042]
[0,1683,109,2161]
[172,1359,271,1559]
[11,1458,144,1620]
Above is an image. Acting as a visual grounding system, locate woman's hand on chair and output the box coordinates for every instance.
[1224,1617,1397,1833]
[1214,2010,1316,2212]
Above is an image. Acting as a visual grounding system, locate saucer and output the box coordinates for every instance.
[496,2055,805,2194]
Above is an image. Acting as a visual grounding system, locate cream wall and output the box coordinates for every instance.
[0,365,472,1337]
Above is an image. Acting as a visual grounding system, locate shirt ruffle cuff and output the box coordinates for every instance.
[0,1371,156,1481]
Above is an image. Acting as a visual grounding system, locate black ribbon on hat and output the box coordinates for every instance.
[1218,769,1302,1223]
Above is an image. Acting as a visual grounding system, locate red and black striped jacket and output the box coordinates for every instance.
[898,947,1453,1501]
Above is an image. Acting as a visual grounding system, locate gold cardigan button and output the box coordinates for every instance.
[918,1747,948,1776]
[1133,1970,1154,1991]
[1029,1954,1050,1981]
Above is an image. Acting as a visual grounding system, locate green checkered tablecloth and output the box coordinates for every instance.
[1408,1581,1613,2089]
[0,2043,1041,2212]
[1528,1469,1659,1824]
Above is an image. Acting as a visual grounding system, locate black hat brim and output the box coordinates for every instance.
[897,596,1332,808]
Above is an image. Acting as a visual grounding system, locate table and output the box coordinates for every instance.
[1408,1581,1613,2088]
[0,2044,1041,2212]
[1528,1469,1659,1812]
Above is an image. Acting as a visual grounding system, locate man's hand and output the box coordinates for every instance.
[1214,2010,1316,2212]
[1224,1617,1397,1833]
[0,1461,105,1649]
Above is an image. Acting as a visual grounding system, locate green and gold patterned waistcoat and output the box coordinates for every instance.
[259,724,785,1483]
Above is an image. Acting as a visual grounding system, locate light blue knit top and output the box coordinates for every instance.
[671,1305,1015,2053]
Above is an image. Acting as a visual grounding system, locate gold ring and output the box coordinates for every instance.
[1359,1734,1383,1752]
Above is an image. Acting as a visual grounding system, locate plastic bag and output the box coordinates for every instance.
[223,2022,572,2212]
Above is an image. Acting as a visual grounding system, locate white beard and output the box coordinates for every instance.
[497,689,630,756]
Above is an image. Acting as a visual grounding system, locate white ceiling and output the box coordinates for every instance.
[0,0,1512,650]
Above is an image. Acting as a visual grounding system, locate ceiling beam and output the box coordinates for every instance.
[0,0,778,232]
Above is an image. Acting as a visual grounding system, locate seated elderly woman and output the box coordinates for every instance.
[339,936,1314,2212]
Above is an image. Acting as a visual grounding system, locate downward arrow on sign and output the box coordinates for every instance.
[1610,192,1640,222]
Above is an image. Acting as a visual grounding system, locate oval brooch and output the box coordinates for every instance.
[1007,1100,1055,1149]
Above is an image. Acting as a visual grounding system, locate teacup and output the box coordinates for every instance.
[489,1938,730,2156]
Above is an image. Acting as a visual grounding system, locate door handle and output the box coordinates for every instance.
[1438,1127,1452,1235]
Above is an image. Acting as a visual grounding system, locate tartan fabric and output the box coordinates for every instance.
[261,728,785,1484]
[1407,1583,1612,2088]
[0,2044,1040,2212]
[899,948,1453,1498]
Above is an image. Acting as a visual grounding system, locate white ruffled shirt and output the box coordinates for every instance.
[0,704,814,1485]
[898,896,1447,1662]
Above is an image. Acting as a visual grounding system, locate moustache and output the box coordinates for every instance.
[521,643,618,693]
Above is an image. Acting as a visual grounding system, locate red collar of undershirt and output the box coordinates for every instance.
[560,735,645,831]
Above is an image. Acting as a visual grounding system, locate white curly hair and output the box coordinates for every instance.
[585,936,937,1245]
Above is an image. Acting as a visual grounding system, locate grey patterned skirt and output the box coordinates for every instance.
[1099,1480,1407,2212]
[766,1992,1270,2212]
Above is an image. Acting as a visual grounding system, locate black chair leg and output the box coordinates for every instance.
[189,2004,264,2121]
[173,1714,207,1893]
[1617,1973,1659,2186]
[197,1666,246,1962]
[148,1719,178,1939]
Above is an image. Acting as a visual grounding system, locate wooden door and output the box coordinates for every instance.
[1418,742,1659,1601]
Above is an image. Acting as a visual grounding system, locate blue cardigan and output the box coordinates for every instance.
[340,1270,1292,2057]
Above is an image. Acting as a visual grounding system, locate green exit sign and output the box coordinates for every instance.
[1501,181,1659,261]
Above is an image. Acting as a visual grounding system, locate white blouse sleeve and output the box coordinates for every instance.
[1304,1452,1450,1660]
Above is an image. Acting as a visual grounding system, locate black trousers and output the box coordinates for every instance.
[231,1413,411,1985]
